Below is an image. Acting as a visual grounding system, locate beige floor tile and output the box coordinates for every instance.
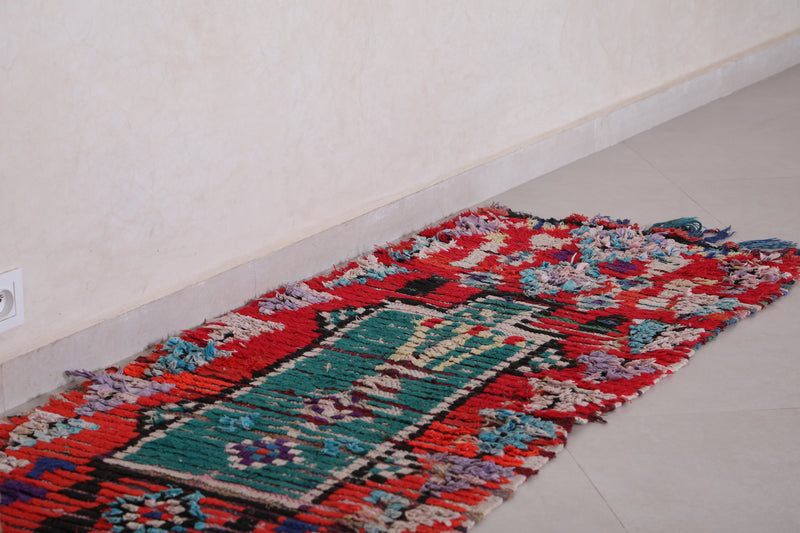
[677,176,800,243]
[568,409,800,533]
[472,450,627,533]
[624,67,800,183]
[490,143,716,226]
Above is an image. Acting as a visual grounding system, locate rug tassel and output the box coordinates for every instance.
[588,412,608,424]
[738,238,798,250]
[648,217,734,244]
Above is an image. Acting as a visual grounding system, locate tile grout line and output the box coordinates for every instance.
[620,140,727,228]
[566,448,632,533]
[704,174,800,182]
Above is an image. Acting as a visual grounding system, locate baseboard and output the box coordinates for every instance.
[3,30,799,416]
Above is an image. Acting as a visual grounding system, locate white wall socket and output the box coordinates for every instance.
[0,268,24,333]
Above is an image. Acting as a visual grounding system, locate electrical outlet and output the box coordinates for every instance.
[0,268,24,333]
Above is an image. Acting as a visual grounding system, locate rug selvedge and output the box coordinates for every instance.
[1,206,798,532]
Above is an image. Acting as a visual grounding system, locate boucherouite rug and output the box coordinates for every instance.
[2,207,798,533]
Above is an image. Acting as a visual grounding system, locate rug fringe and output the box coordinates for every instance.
[647,217,734,244]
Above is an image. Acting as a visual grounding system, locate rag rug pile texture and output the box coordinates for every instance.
[1,206,798,532]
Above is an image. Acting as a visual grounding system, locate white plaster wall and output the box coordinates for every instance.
[1,0,799,365]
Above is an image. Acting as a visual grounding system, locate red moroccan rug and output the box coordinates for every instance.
[1,206,797,532]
